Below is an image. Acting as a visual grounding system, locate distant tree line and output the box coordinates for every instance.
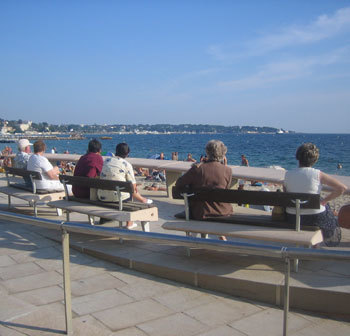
[0,118,291,134]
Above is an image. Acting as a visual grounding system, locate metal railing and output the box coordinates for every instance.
[0,210,350,336]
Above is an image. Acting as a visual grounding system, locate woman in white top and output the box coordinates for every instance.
[284,143,347,246]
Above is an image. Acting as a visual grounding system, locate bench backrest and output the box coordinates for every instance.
[4,166,42,180]
[58,174,134,194]
[172,186,320,209]
[4,166,42,194]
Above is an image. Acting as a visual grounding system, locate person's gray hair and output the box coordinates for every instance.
[205,140,227,161]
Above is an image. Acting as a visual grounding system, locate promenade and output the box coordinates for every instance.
[1,177,350,335]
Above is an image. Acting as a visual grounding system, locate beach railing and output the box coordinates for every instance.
[0,210,350,336]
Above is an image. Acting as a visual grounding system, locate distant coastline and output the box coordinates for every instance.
[1,118,293,136]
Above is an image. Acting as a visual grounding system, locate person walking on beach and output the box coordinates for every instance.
[98,143,152,229]
[284,143,347,246]
[241,154,249,166]
[175,140,233,220]
[73,139,103,199]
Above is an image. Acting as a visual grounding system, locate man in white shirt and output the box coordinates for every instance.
[14,139,33,169]
[27,140,65,191]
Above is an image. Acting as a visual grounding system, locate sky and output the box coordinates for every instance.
[1,1,350,133]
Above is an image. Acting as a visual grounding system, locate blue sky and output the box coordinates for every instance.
[1,1,350,133]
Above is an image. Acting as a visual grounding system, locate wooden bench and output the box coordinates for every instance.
[47,175,158,232]
[0,166,65,217]
[162,186,323,271]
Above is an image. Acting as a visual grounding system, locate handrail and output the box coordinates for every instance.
[0,210,350,336]
[1,210,350,261]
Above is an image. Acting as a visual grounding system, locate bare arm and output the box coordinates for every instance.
[319,171,347,206]
[46,166,60,180]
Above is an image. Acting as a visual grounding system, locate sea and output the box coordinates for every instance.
[3,133,350,176]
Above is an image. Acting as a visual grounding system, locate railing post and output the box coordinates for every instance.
[62,229,73,335]
[283,257,290,336]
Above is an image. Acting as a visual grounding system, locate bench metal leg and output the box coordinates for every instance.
[293,259,299,272]
[8,195,11,207]
[119,221,123,243]
[185,232,191,256]
[66,211,70,222]
[33,202,38,217]
[200,233,208,239]
[88,216,95,225]
[141,221,150,232]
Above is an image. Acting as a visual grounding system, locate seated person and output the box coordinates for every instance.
[98,143,152,228]
[284,143,347,246]
[27,140,67,192]
[185,153,196,162]
[14,139,33,186]
[73,139,103,198]
[175,140,233,220]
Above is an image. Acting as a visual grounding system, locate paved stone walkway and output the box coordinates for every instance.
[1,218,350,336]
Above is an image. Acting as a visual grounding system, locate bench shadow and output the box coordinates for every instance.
[0,321,66,335]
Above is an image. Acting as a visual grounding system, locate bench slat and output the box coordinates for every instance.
[0,186,65,202]
[162,221,323,246]
[47,200,158,222]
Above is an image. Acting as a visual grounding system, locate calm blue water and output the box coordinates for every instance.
[4,133,350,176]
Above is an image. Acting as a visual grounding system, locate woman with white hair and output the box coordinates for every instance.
[175,140,233,220]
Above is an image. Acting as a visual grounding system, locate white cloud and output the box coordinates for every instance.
[256,7,350,51]
[218,47,349,90]
[208,7,350,60]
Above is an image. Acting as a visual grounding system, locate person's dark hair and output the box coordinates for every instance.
[33,140,46,154]
[88,139,102,153]
[296,143,319,167]
[116,143,130,158]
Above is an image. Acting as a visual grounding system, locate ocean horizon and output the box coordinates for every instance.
[2,133,350,176]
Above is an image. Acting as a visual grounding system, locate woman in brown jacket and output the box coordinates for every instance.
[175,140,233,220]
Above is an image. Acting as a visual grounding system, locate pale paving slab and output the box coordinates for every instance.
[72,288,133,316]
[2,270,63,293]
[196,325,246,336]
[153,287,217,312]
[0,262,44,281]
[295,318,350,336]
[68,272,126,296]
[72,315,115,336]
[9,246,62,264]
[0,293,36,322]
[229,307,313,336]
[13,285,64,306]
[117,276,181,300]
[138,312,207,336]
[110,327,148,336]
[184,299,262,327]
[0,255,16,267]
[0,324,28,336]
[8,302,113,336]
[93,299,174,331]
[34,250,98,272]
[109,267,166,284]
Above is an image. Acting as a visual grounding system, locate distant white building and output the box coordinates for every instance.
[19,121,32,132]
